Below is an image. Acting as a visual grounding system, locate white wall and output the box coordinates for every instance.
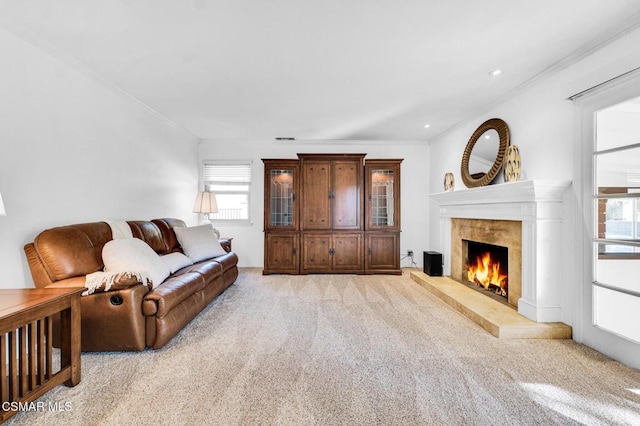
[0,27,200,289]
[199,140,429,269]
[428,26,640,367]
[429,26,640,194]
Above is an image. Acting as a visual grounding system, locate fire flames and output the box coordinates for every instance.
[467,252,508,297]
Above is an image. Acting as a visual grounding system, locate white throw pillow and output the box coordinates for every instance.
[160,252,194,274]
[174,224,227,263]
[102,238,170,289]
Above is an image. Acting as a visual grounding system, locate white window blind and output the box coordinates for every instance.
[203,162,252,222]
[204,164,252,184]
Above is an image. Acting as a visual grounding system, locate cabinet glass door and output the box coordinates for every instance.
[371,169,395,226]
[269,169,294,227]
[365,160,401,231]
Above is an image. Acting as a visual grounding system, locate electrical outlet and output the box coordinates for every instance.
[407,250,414,257]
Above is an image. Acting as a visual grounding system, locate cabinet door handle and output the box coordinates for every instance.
[292,247,297,255]
[368,248,372,255]
[292,193,296,202]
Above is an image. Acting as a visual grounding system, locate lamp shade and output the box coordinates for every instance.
[0,192,5,216]
[193,191,218,214]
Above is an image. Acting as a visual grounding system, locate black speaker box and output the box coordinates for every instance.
[423,251,443,276]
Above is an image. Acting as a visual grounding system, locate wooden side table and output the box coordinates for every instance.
[0,287,83,422]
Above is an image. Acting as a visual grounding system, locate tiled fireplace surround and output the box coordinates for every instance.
[451,218,522,307]
[431,180,570,323]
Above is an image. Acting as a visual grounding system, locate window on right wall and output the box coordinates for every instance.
[593,96,640,343]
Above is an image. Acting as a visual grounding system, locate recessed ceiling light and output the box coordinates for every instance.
[424,124,431,129]
[484,134,491,139]
[489,69,502,77]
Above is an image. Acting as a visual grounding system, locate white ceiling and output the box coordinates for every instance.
[1,1,640,141]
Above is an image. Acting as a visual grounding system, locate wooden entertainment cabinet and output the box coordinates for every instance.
[263,154,402,275]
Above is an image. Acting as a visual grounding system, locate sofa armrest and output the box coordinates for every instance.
[79,284,150,351]
[219,237,232,253]
[24,242,56,288]
[212,252,238,273]
[44,276,87,289]
[84,271,152,295]
[45,273,151,296]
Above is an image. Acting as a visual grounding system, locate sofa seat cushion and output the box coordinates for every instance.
[142,272,206,317]
[178,260,224,284]
[212,252,239,273]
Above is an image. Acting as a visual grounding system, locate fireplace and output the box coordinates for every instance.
[413,181,572,337]
[463,240,509,302]
[451,218,521,308]
[431,180,570,322]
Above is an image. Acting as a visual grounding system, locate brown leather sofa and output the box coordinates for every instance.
[24,218,238,351]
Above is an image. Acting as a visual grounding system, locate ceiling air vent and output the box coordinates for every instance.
[275,137,295,141]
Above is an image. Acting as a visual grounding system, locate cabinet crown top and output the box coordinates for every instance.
[297,153,367,159]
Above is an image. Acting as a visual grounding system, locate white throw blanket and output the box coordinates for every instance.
[83,270,149,296]
[107,220,133,239]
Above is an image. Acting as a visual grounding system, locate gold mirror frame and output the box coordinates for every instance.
[461,118,510,188]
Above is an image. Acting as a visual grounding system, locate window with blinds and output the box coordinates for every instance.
[203,162,252,222]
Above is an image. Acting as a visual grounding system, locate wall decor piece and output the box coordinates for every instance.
[461,118,510,188]
[444,172,455,192]
[503,144,521,182]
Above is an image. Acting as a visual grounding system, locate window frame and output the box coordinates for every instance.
[591,96,640,344]
[571,65,640,368]
[201,160,253,225]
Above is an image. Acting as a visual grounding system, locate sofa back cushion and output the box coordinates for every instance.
[26,218,187,286]
[127,221,169,255]
[33,222,112,281]
[152,218,186,253]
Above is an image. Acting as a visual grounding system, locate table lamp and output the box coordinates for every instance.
[193,191,218,220]
[193,191,220,237]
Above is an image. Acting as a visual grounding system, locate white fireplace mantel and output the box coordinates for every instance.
[431,180,571,322]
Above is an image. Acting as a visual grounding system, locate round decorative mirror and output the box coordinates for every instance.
[461,118,510,188]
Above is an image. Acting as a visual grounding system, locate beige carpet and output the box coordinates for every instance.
[7,268,640,425]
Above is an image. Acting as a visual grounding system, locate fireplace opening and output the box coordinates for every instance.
[464,240,508,302]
